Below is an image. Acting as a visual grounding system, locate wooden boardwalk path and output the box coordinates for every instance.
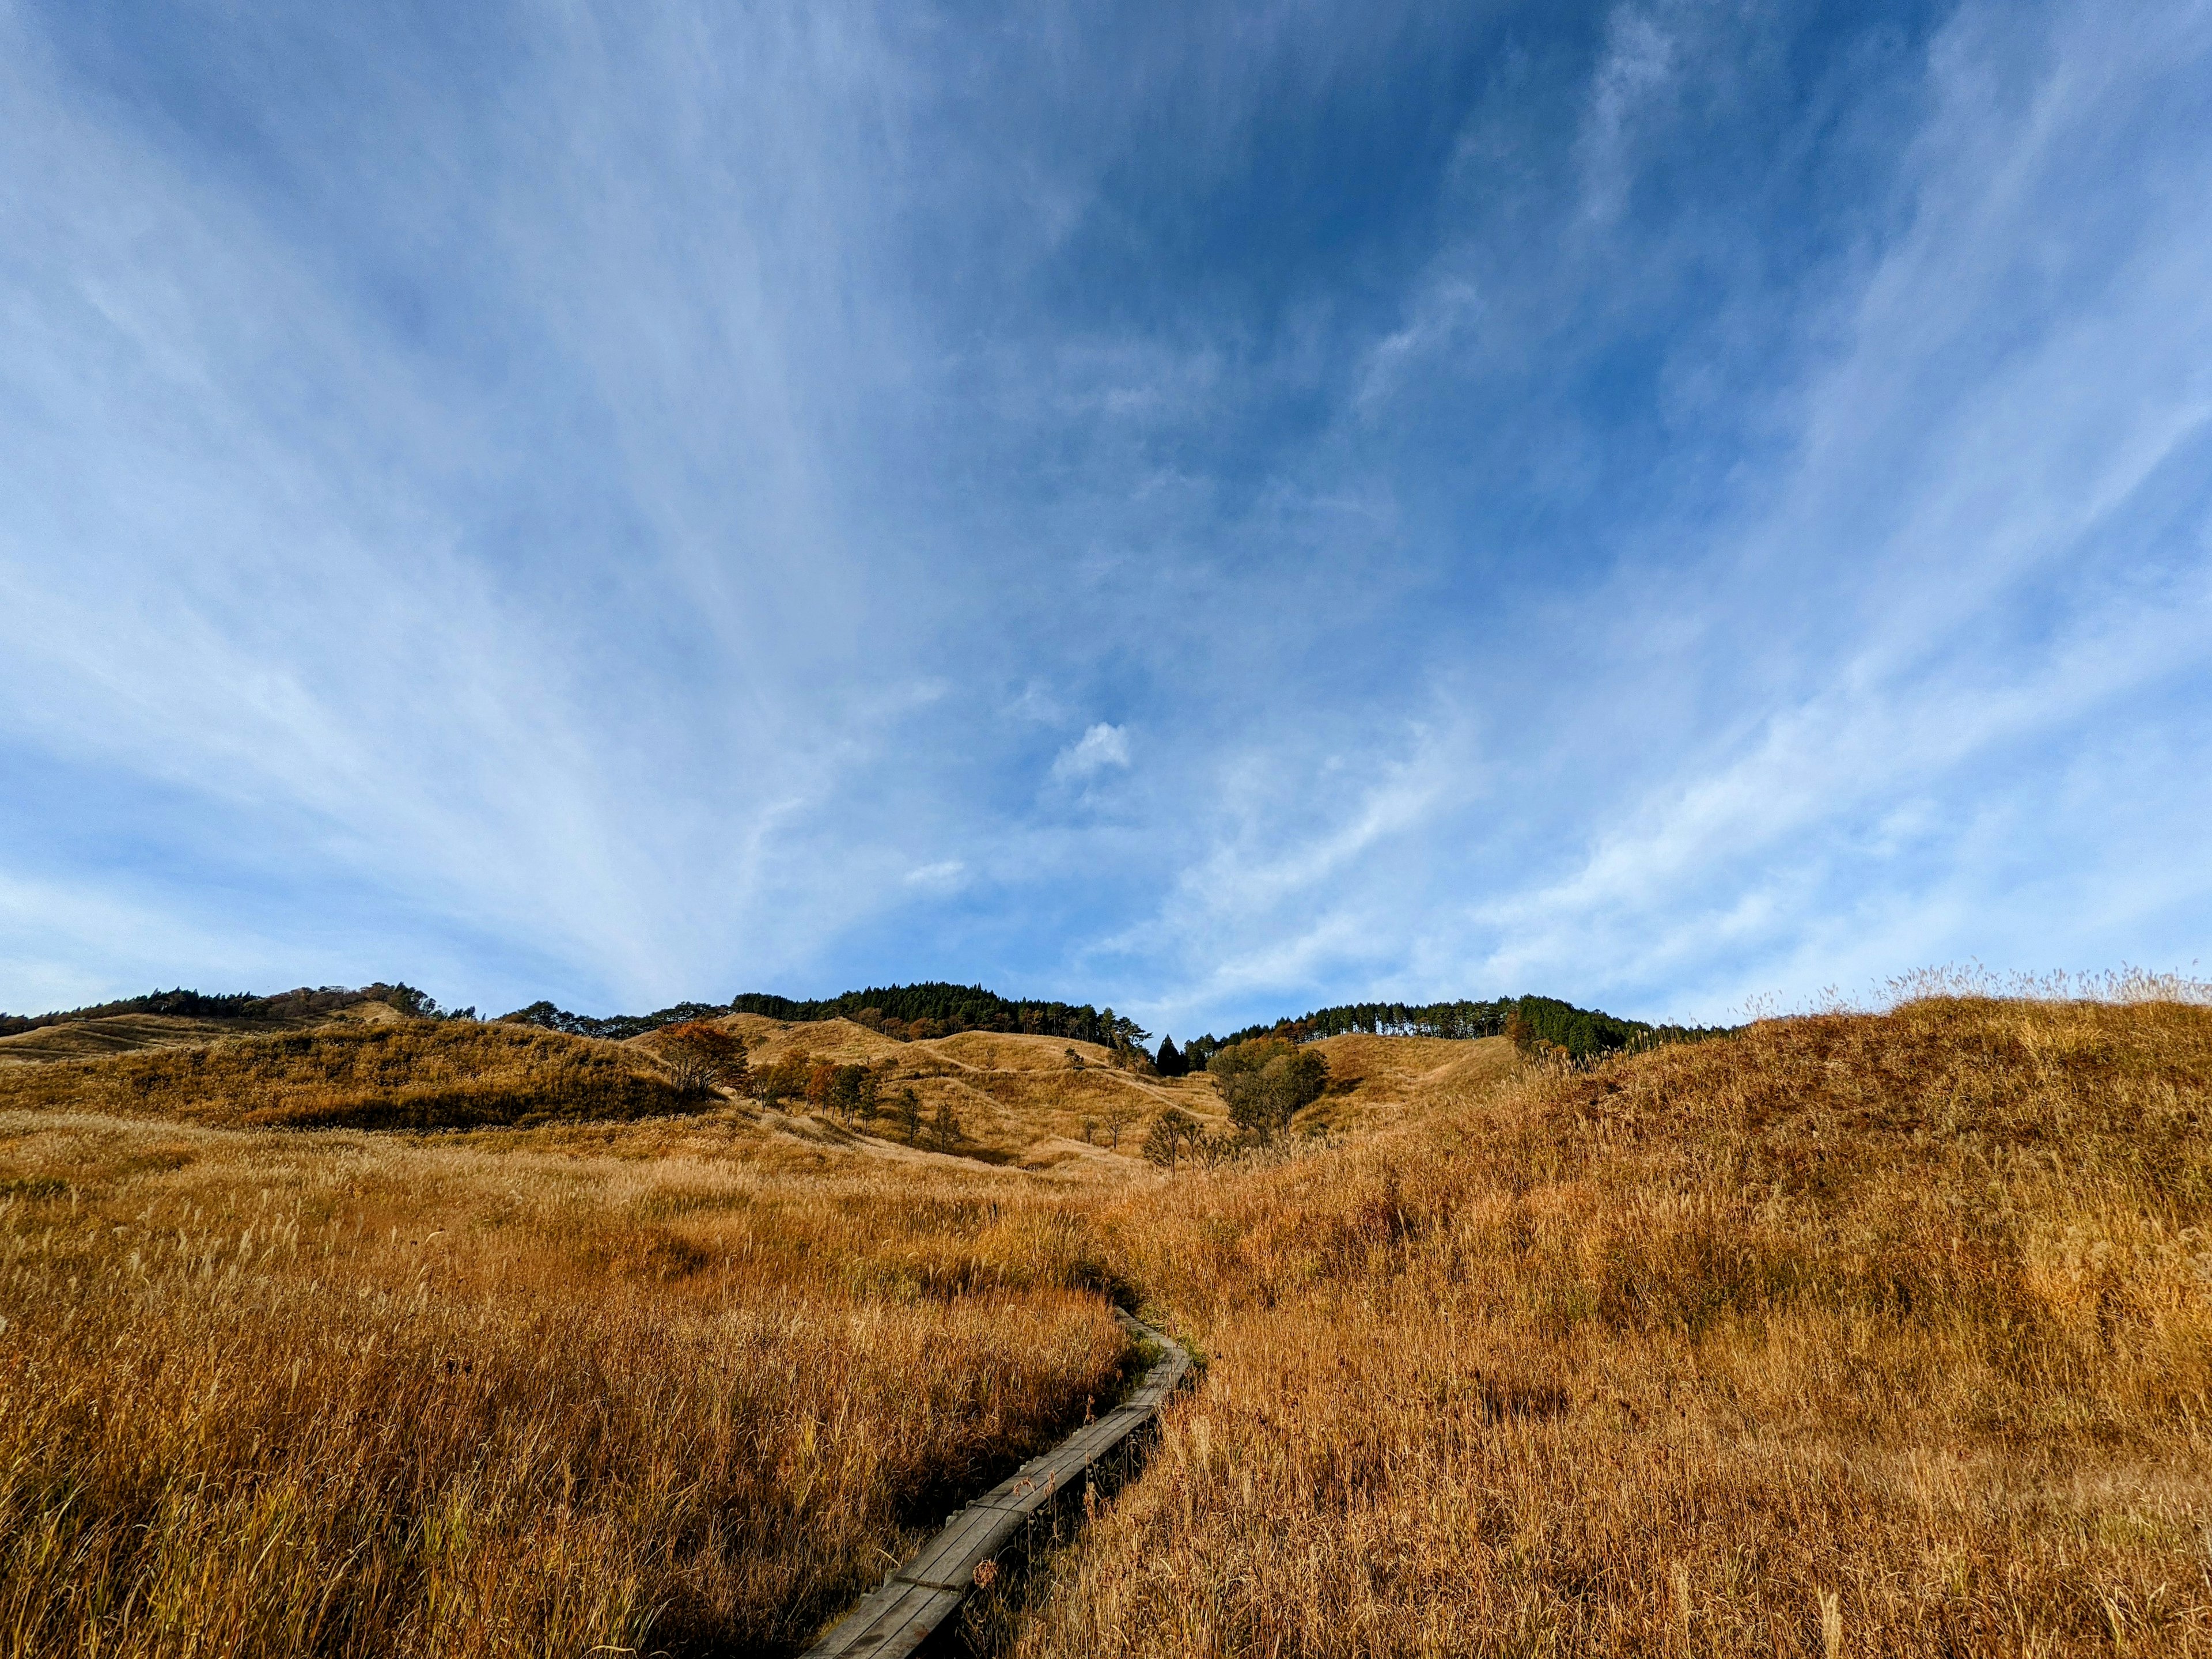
[801,1311,1191,1659]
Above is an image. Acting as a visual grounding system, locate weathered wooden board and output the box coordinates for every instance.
[801,1312,1190,1658]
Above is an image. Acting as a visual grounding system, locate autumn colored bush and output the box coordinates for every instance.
[653,1020,751,1097]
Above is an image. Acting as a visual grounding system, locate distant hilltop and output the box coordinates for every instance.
[8,978,1726,1063]
[0,982,449,1038]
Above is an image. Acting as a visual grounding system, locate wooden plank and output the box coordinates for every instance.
[897,1505,1027,1589]
[799,1313,1191,1658]
[805,1582,967,1659]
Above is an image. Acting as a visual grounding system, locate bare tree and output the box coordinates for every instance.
[1102,1100,1137,1150]
[1143,1106,1200,1169]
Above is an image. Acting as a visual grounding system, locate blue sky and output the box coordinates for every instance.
[4,0,2209,1035]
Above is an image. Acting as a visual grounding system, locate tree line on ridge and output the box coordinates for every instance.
[7,979,1725,1069]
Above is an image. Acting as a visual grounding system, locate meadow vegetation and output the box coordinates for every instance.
[6,993,2210,1656]
[0,1109,1132,1657]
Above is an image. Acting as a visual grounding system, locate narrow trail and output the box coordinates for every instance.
[802,1310,1192,1659]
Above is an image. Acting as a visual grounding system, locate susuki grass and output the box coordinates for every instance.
[11,995,2212,1657]
[0,1113,1132,1657]
[1014,997,2212,1657]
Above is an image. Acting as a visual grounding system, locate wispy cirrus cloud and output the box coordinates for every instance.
[3,0,2207,1035]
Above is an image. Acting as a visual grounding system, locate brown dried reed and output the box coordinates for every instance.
[13,997,2211,1657]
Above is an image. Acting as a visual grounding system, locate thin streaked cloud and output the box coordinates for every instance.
[2,0,2206,1033]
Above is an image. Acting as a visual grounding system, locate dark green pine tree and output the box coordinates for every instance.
[1155,1034,1185,1077]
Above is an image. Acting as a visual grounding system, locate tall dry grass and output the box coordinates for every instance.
[1014,998,2212,1657]
[0,1112,1132,1657]
[17,997,2212,1656]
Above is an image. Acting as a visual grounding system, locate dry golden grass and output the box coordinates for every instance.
[1303,1032,1521,1133]
[16,997,2211,1657]
[727,1017,1228,1165]
[0,1110,1133,1657]
[1015,998,2212,1657]
[0,1021,694,1131]
[0,1002,403,1068]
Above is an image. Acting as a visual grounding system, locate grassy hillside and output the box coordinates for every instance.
[0,1020,694,1129]
[0,1000,404,1066]
[1012,997,2212,1656]
[0,1010,1234,1166]
[728,1017,1229,1168]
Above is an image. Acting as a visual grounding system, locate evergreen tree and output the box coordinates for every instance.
[1155,1034,1185,1076]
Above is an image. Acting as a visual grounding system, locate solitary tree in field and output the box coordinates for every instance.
[895,1087,923,1144]
[1101,1100,1137,1150]
[929,1098,964,1151]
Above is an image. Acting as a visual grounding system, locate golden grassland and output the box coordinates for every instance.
[723,1016,1229,1166]
[0,1005,1241,1161]
[1013,997,2212,1657]
[7,997,2211,1656]
[0,1105,1136,1657]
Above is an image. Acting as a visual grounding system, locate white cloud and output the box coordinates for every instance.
[5,0,2209,1039]
[1577,2,1682,222]
[1354,277,1482,413]
[1050,723,1132,781]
